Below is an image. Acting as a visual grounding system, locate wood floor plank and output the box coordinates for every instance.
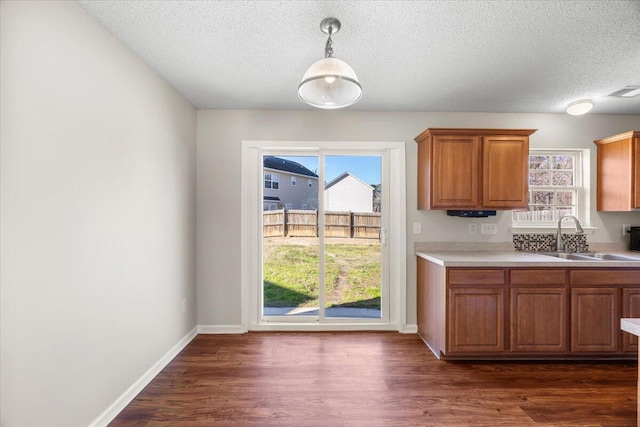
[109,332,637,426]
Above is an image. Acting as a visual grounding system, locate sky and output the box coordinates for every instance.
[279,155,381,185]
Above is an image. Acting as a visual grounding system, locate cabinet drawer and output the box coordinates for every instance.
[570,270,640,286]
[448,269,505,285]
[510,269,565,285]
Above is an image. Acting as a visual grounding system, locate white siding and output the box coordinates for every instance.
[325,174,373,212]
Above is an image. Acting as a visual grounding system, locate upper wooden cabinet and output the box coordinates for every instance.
[415,128,537,210]
[594,131,640,211]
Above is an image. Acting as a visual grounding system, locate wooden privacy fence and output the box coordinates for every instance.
[263,209,381,239]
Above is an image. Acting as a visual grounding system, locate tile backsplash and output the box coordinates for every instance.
[513,233,589,253]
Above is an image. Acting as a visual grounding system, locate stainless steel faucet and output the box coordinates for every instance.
[557,215,584,252]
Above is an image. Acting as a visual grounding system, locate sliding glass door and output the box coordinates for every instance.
[261,152,386,324]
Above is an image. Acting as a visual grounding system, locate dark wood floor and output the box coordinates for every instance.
[110,332,637,426]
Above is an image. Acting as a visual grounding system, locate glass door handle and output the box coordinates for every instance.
[379,227,387,246]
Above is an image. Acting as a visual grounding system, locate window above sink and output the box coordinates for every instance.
[511,148,593,233]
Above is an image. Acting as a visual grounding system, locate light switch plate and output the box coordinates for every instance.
[413,222,421,234]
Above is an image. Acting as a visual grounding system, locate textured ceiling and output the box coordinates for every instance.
[78,0,640,114]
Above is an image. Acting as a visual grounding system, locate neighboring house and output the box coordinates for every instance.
[263,156,319,210]
[324,172,374,213]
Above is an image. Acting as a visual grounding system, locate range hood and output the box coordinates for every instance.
[446,210,497,218]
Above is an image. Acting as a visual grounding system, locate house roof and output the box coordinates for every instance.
[325,172,373,190]
[263,156,318,178]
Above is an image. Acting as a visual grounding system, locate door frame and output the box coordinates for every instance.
[240,140,406,331]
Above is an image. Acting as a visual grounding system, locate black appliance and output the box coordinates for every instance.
[630,227,640,251]
[446,210,497,218]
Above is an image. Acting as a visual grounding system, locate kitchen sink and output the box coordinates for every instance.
[538,252,640,261]
[590,252,640,261]
[539,252,599,260]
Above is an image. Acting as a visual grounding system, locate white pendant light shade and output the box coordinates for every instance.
[298,57,362,109]
[298,17,362,109]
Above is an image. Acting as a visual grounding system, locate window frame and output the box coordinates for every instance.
[511,149,590,229]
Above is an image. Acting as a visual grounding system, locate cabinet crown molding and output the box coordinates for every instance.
[415,128,537,143]
[594,130,640,145]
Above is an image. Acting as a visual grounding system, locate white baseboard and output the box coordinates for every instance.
[87,326,198,427]
[249,322,399,332]
[401,324,418,334]
[197,324,247,334]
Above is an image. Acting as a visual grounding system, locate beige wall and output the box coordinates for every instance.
[197,110,640,327]
[0,2,197,426]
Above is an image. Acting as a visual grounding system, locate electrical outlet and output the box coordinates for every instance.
[182,299,187,314]
[468,223,477,234]
[623,224,631,236]
[481,223,498,235]
[413,222,422,234]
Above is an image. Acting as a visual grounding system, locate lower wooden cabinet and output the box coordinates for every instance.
[448,287,505,353]
[570,288,618,353]
[510,287,567,352]
[570,269,640,354]
[621,288,640,352]
[416,260,640,359]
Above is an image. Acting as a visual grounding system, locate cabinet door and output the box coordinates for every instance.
[448,287,504,353]
[622,288,640,352]
[596,137,632,211]
[571,288,619,353]
[511,287,567,352]
[431,135,480,208]
[634,137,640,209]
[482,136,529,208]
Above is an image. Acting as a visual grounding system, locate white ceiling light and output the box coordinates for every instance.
[566,99,594,116]
[298,18,362,109]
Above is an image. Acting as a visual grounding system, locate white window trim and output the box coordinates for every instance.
[510,148,593,234]
[240,140,408,333]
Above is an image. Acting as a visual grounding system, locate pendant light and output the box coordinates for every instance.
[298,18,362,109]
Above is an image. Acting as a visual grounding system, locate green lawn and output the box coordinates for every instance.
[263,240,381,309]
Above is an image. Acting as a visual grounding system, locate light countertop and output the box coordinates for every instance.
[621,319,640,337]
[415,250,640,267]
